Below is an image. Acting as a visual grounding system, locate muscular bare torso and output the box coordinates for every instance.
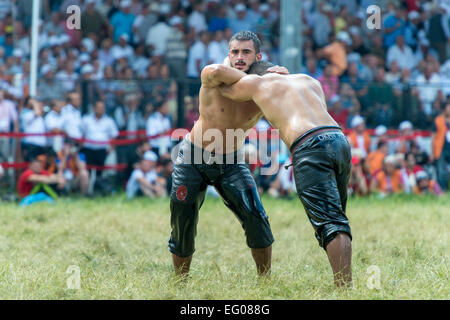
[190,86,262,153]
[250,73,338,148]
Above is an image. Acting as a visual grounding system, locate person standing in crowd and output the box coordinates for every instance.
[20,97,47,162]
[432,100,450,191]
[165,15,187,79]
[0,87,18,162]
[62,91,83,140]
[80,100,119,176]
[110,0,135,43]
[187,30,211,96]
[44,99,65,153]
[145,98,172,156]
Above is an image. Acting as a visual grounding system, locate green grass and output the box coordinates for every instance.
[0,194,448,299]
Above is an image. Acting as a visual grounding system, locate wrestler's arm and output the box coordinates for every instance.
[201,64,247,88]
[218,75,259,102]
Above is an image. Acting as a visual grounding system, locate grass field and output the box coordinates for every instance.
[0,194,448,300]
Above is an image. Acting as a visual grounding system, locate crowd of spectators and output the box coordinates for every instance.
[0,0,449,204]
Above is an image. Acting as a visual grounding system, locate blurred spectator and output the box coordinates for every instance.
[426,4,450,63]
[81,0,109,39]
[347,115,371,158]
[303,57,322,79]
[316,31,349,77]
[55,59,78,92]
[386,35,416,71]
[431,100,450,191]
[111,34,133,61]
[80,100,119,176]
[328,95,348,129]
[413,170,443,195]
[383,5,406,48]
[132,3,158,44]
[61,91,83,139]
[366,67,395,127]
[0,88,18,162]
[17,155,65,206]
[208,30,228,65]
[416,63,442,116]
[188,1,208,34]
[44,99,65,153]
[311,2,333,48]
[57,138,89,196]
[187,31,210,96]
[371,155,405,196]
[38,65,65,102]
[366,140,388,176]
[146,98,172,156]
[126,150,166,199]
[230,4,255,34]
[209,4,229,32]
[318,64,339,100]
[110,0,135,43]
[348,153,370,196]
[165,15,187,79]
[146,15,171,56]
[20,98,47,162]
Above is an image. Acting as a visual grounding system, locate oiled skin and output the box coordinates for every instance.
[190,87,262,154]
[220,73,339,148]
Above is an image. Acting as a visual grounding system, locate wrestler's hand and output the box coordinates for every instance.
[267,65,289,75]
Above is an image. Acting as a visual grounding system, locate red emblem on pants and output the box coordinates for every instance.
[176,185,188,201]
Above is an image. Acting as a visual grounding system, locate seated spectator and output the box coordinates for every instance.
[347,115,371,158]
[431,100,450,191]
[366,140,388,176]
[348,154,370,196]
[126,151,166,198]
[317,63,339,101]
[316,31,350,77]
[17,155,65,206]
[413,171,443,196]
[386,35,416,71]
[370,155,405,196]
[328,95,349,129]
[405,152,424,191]
[157,155,173,195]
[57,138,89,196]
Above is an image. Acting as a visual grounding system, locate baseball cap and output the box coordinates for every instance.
[169,16,183,26]
[375,125,387,136]
[399,120,413,131]
[143,151,158,162]
[120,0,131,8]
[235,4,247,12]
[351,115,364,128]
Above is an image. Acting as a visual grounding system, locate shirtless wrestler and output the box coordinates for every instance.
[169,31,288,277]
[219,61,353,287]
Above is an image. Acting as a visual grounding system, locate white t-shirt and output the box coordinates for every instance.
[146,111,171,151]
[80,113,119,150]
[45,109,65,149]
[62,104,83,139]
[126,168,158,198]
[21,109,47,146]
[0,99,17,132]
[187,41,208,78]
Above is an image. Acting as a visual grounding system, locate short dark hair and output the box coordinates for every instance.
[229,31,261,54]
[248,61,274,76]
